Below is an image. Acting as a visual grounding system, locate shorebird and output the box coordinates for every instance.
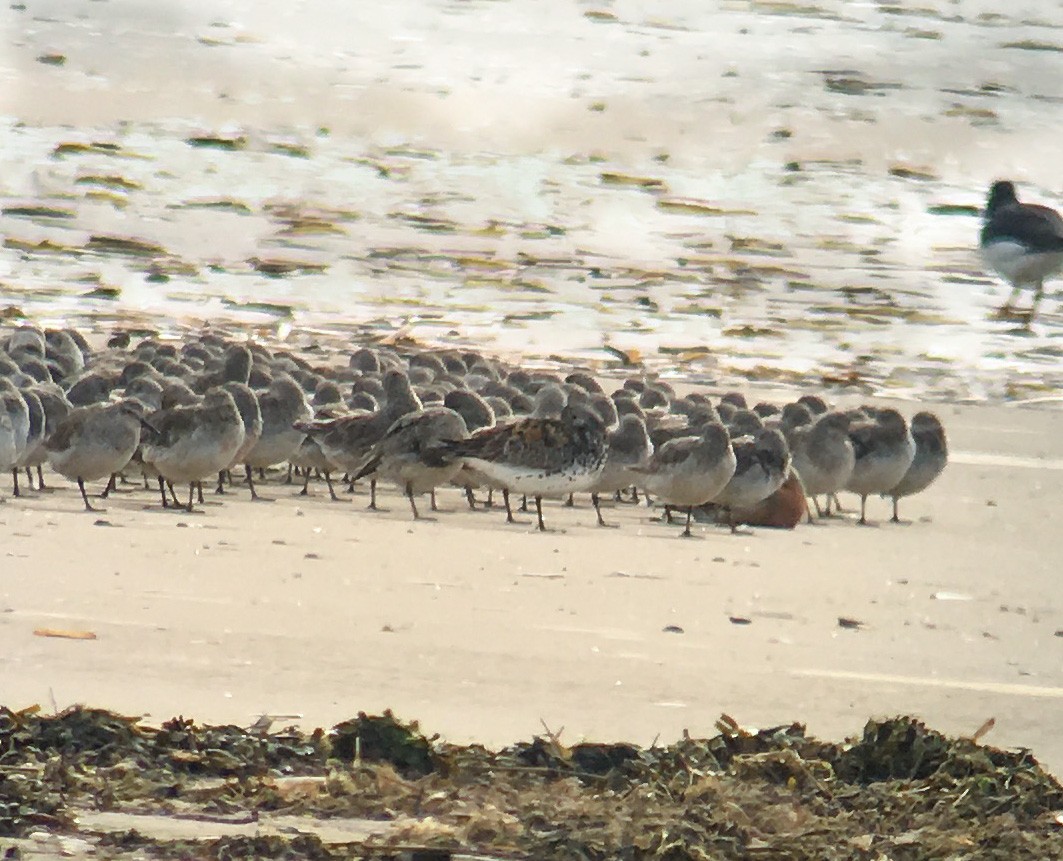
[45,400,142,511]
[291,433,340,500]
[26,384,72,489]
[242,375,312,499]
[350,406,469,519]
[980,180,1063,321]
[0,400,16,500]
[141,389,245,512]
[844,408,916,525]
[11,388,45,496]
[296,370,422,508]
[590,413,652,524]
[710,427,791,532]
[443,388,497,509]
[633,422,736,537]
[790,411,854,519]
[193,344,253,392]
[0,380,31,495]
[885,411,948,522]
[217,381,262,493]
[440,403,608,531]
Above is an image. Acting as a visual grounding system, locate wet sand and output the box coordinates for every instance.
[1,0,1062,792]
[2,0,1063,400]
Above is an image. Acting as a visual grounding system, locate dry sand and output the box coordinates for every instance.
[1,0,1062,800]
[2,394,1061,777]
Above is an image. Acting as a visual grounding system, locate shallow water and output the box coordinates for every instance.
[1,0,1061,402]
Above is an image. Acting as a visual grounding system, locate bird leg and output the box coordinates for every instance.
[534,495,546,532]
[245,465,261,501]
[98,473,117,499]
[503,488,516,523]
[464,487,477,510]
[406,483,420,520]
[36,465,46,490]
[592,492,615,528]
[186,483,196,513]
[1030,279,1045,323]
[196,482,204,505]
[11,468,20,497]
[300,468,312,496]
[325,471,339,502]
[891,496,900,523]
[564,493,574,507]
[78,478,101,512]
[158,476,169,508]
[430,489,438,511]
[681,506,693,538]
[216,469,228,494]
[858,494,868,525]
[367,478,378,510]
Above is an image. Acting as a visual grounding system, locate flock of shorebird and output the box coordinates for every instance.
[1,325,948,536]
[1,179,1059,533]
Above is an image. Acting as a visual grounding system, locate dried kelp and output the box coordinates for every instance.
[3,706,1062,860]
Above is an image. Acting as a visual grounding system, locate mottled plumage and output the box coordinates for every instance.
[441,404,607,530]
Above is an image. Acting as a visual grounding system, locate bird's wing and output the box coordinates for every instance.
[984,203,1063,253]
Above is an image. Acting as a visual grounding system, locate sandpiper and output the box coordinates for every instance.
[980,180,1063,321]
[11,388,45,496]
[45,400,142,511]
[885,411,947,522]
[141,389,245,512]
[590,413,652,524]
[0,401,16,500]
[440,403,608,531]
[351,406,469,519]
[443,388,497,508]
[844,408,916,525]
[710,428,791,532]
[790,411,854,519]
[296,370,422,507]
[26,384,72,489]
[217,381,263,493]
[242,375,312,498]
[633,422,736,537]
[0,380,31,495]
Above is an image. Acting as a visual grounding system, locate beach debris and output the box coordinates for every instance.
[0,706,1059,856]
[599,172,667,191]
[186,134,248,151]
[329,711,436,777]
[32,629,97,640]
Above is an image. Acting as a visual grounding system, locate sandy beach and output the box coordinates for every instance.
[2,392,1061,773]
[1,4,1062,856]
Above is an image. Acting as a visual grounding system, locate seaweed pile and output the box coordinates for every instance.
[2,705,1062,859]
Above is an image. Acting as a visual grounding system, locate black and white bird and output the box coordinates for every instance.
[980,180,1063,321]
